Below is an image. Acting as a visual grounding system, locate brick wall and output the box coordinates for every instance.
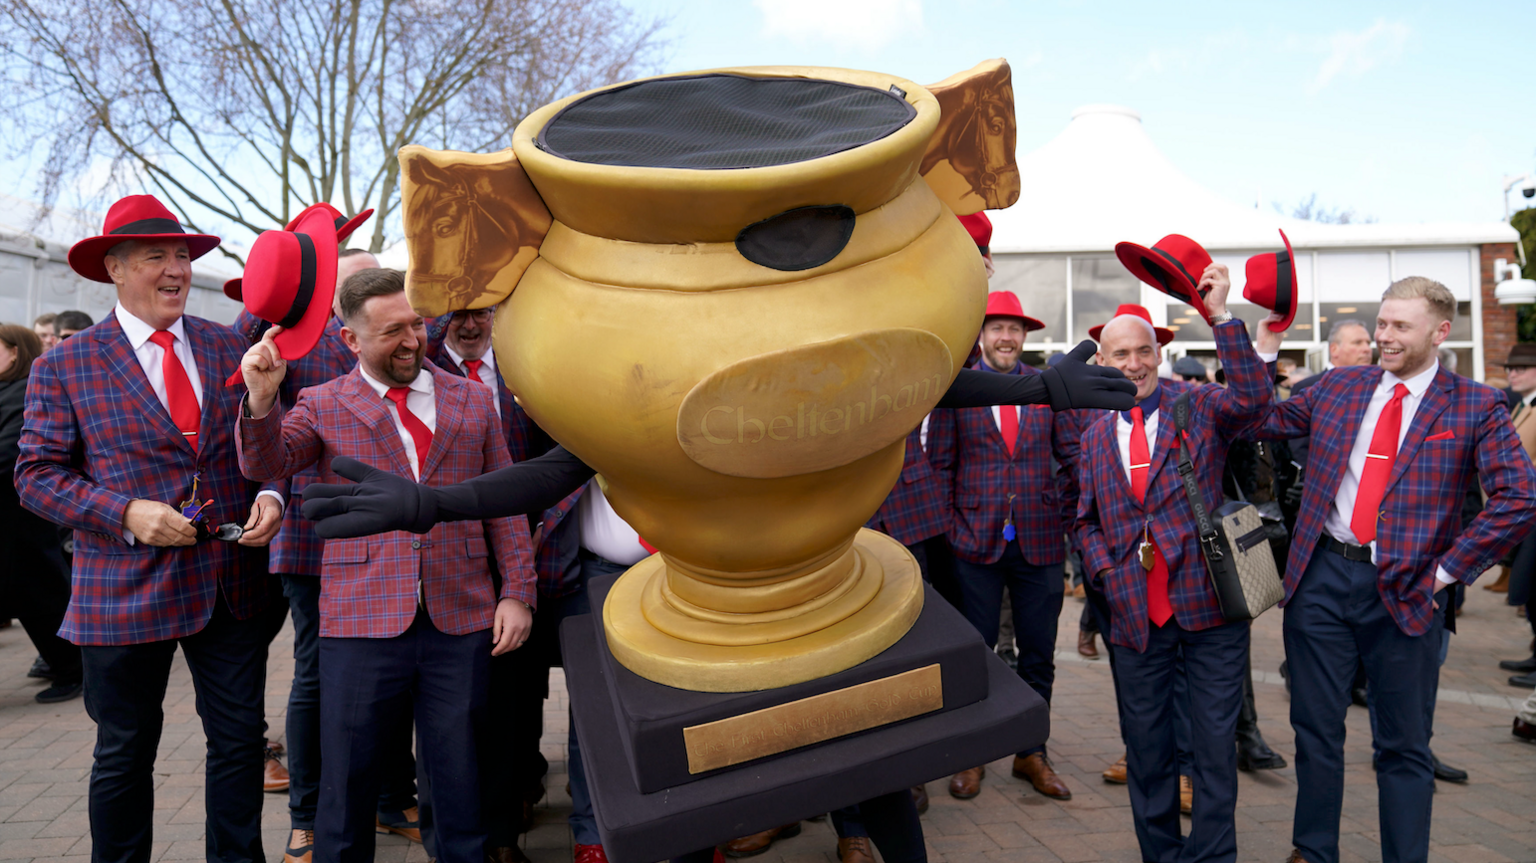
[1481,242,1518,382]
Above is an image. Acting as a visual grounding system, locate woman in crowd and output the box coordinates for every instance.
[0,324,82,702]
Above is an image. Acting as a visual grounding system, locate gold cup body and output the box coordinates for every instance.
[498,67,988,691]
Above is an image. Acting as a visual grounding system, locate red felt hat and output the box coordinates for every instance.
[958,211,993,253]
[224,205,373,302]
[224,204,373,385]
[68,195,221,283]
[1088,303,1175,346]
[984,291,1045,332]
[1243,229,1297,333]
[1114,234,1215,325]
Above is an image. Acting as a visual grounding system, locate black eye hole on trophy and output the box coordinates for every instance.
[735,205,856,271]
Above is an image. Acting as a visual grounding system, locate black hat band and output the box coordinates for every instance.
[1273,251,1293,318]
[277,233,318,329]
[110,217,186,236]
[1152,247,1201,295]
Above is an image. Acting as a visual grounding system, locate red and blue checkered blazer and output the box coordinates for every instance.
[237,360,535,637]
[1075,321,1272,651]
[1255,364,1536,636]
[16,312,273,645]
[928,364,1077,566]
[235,312,357,577]
[865,424,951,546]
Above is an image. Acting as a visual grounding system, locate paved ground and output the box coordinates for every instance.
[0,579,1530,863]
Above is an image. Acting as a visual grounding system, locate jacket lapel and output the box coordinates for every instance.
[1321,368,1382,494]
[336,370,415,478]
[1097,411,1138,507]
[1384,368,1454,493]
[96,314,190,451]
[1146,383,1183,489]
[185,317,230,447]
[419,364,458,482]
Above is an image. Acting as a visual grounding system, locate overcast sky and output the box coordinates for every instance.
[627,0,1535,226]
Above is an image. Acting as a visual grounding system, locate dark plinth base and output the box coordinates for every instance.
[562,580,1049,863]
[587,575,993,792]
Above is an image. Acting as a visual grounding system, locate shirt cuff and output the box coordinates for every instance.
[1435,565,1457,586]
[1257,351,1280,363]
[256,490,286,513]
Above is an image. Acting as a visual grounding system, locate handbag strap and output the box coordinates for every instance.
[1171,391,1226,563]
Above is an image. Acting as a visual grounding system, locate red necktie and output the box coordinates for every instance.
[1000,404,1018,456]
[462,358,484,383]
[385,386,434,479]
[148,330,200,451]
[1130,406,1173,626]
[1350,383,1409,544]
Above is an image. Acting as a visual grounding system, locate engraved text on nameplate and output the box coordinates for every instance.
[682,664,944,774]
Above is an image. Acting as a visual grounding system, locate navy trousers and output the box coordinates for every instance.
[1284,545,1441,863]
[954,542,1063,756]
[80,599,269,863]
[1114,617,1249,863]
[316,610,490,863]
[281,574,418,830]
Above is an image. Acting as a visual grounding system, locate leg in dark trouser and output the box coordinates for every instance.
[283,574,323,831]
[1178,622,1248,863]
[1113,624,1183,863]
[413,615,492,863]
[81,641,177,863]
[1003,550,1064,757]
[179,601,271,863]
[855,789,927,863]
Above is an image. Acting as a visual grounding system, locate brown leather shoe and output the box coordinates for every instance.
[1072,583,1086,599]
[1012,753,1072,800]
[910,783,929,814]
[488,846,532,863]
[1077,628,1099,659]
[283,829,313,863]
[722,823,800,858]
[1101,755,1127,784]
[264,742,290,793]
[1484,566,1510,592]
[1179,775,1192,815]
[1284,850,1310,863]
[948,766,985,799]
[836,836,875,863]
[376,807,423,843]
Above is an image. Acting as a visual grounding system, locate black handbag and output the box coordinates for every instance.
[1170,392,1284,621]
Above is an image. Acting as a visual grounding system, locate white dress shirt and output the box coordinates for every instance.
[1322,361,1455,584]
[117,304,280,542]
[577,480,650,566]
[442,344,499,416]
[358,366,437,480]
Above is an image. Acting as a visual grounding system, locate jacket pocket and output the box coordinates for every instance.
[328,541,369,564]
[465,534,489,559]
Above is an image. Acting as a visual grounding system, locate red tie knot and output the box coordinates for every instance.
[385,386,411,407]
[463,358,484,379]
[1130,405,1143,424]
[149,330,175,349]
[1393,382,1409,400]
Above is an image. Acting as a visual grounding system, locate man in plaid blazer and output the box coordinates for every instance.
[865,423,954,587]
[926,290,1078,801]
[237,269,535,863]
[235,249,422,862]
[1254,279,1536,863]
[1075,270,1281,863]
[15,195,284,863]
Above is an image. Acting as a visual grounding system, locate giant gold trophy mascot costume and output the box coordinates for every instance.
[297,59,1135,862]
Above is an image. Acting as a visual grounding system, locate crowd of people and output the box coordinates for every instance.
[1,191,1534,863]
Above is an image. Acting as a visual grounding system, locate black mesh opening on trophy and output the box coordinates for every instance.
[536,74,917,170]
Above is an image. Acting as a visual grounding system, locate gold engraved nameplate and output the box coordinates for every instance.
[682,664,944,774]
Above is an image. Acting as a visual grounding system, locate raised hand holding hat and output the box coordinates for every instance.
[1114,234,1218,325]
[1243,229,1298,333]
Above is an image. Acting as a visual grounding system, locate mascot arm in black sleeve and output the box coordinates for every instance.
[301,340,1131,538]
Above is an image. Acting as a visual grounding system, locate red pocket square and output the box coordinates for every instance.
[1426,430,1455,441]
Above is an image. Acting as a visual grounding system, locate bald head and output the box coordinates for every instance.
[1096,315,1162,402]
[335,249,380,315]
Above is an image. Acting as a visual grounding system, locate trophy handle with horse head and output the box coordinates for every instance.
[919,58,1020,216]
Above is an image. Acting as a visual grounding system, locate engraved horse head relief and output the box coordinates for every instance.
[398,59,1020,692]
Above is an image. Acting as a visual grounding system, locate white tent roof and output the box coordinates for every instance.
[988,105,1518,255]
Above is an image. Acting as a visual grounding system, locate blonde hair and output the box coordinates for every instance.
[1382,277,1456,324]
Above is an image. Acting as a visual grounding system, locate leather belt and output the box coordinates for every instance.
[1321,534,1372,562]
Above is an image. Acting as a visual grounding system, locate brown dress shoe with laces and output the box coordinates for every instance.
[1077,628,1099,658]
[948,765,985,799]
[1013,753,1072,800]
[1284,850,1310,863]
[1179,775,1193,815]
[1101,755,1127,784]
[264,741,290,793]
[722,823,800,858]
[910,783,929,814]
[283,829,313,863]
[837,836,875,863]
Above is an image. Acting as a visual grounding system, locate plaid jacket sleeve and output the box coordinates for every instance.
[1200,319,1273,438]
[1439,395,1536,583]
[237,392,325,482]
[15,354,135,537]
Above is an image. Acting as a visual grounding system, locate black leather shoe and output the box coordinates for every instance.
[1500,656,1536,673]
[26,656,53,680]
[1350,687,1369,707]
[1431,753,1468,783]
[1237,740,1287,771]
[35,681,82,703]
[1509,671,1536,688]
[1514,717,1536,743]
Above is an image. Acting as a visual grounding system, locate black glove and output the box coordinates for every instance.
[301,447,596,539]
[302,457,439,537]
[1038,341,1136,412]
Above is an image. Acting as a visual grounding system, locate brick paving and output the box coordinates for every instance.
[0,581,1530,863]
